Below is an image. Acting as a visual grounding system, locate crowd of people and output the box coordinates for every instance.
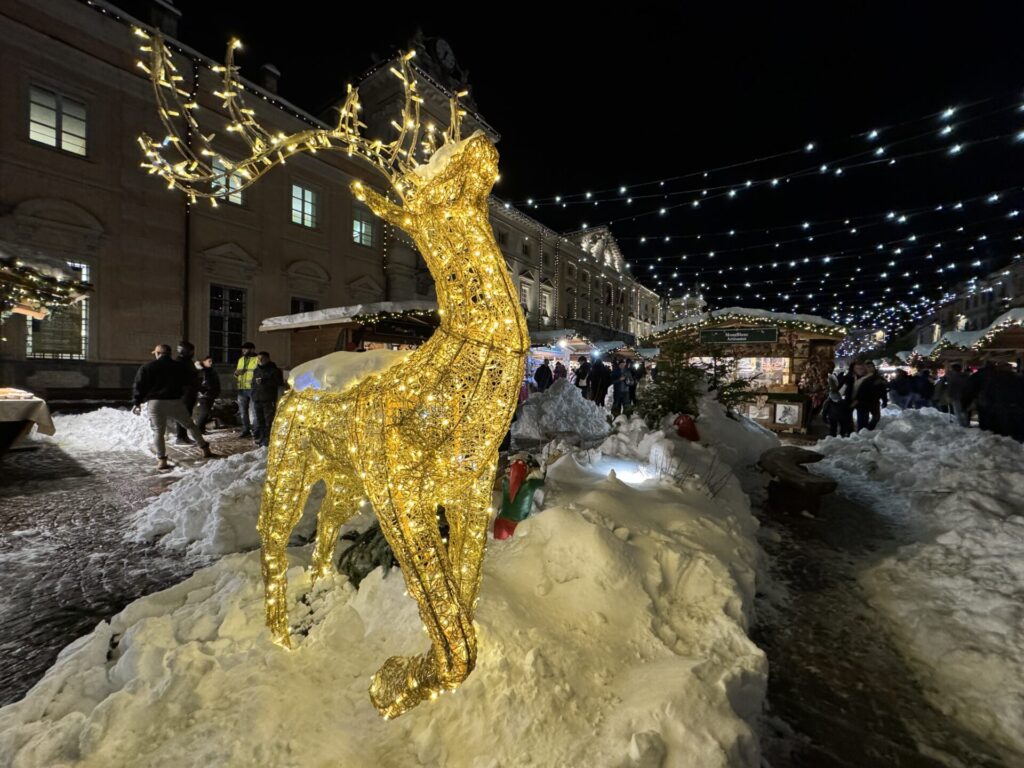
[530,355,648,416]
[131,340,286,468]
[818,359,1024,441]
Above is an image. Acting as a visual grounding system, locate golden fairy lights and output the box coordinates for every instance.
[137,31,528,719]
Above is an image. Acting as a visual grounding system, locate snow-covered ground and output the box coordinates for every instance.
[814,409,1024,762]
[2,400,769,767]
[33,408,153,453]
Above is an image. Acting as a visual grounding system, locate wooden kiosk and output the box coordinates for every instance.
[651,308,846,433]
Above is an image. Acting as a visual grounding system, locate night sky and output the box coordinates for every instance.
[114,1,1024,334]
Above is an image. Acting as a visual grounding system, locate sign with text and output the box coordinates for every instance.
[699,327,779,344]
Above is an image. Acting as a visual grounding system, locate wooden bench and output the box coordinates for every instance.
[758,446,837,514]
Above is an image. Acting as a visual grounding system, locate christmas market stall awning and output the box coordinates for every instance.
[893,309,1024,363]
[259,300,438,333]
[651,306,846,341]
[528,329,630,359]
[0,242,93,319]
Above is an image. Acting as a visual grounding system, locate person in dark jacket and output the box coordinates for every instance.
[630,361,645,405]
[910,369,935,408]
[194,355,222,433]
[251,351,286,447]
[889,369,913,409]
[553,361,567,381]
[984,364,1024,441]
[132,344,213,468]
[864,362,888,430]
[590,358,612,407]
[533,360,553,392]
[174,341,200,445]
[944,363,970,426]
[574,356,591,398]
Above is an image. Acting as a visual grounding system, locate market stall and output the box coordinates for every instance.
[0,387,55,456]
[259,301,438,367]
[897,309,1024,372]
[651,307,846,433]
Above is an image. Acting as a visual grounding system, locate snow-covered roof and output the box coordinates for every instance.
[530,329,578,344]
[259,300,437,332]
[654,306,841,336]
[902,308,1024,359]
[633,347,660,359]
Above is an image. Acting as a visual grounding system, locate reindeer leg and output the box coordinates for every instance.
[256,394,322,648]
[366,487,477,719]
[444,457,499,616]
[310,462,364,582]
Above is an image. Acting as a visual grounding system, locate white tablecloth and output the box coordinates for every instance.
[0,389,55,436]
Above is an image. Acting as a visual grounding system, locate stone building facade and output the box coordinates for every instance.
[913,258,1024,345]
[0,0,659,396]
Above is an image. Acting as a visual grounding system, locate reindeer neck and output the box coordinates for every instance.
[412,211,528,354]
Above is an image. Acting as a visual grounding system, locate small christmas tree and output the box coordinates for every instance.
[638,337,706,428]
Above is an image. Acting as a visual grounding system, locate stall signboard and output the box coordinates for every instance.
[699,327,779,344]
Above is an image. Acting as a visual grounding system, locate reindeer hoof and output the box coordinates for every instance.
[369,654,443,719]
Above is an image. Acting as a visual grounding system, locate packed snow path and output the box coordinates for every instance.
[0,417,255,706]
[756,491,1007,767]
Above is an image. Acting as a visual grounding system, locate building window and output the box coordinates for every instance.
[540,291,550,316]
[352,205,376,247]
[212,158,244,205]
[291,297,317,315]
[521,240,531,258]
[567,264,575,280]
[497,230,509,248]
[26,262,89,359]
[519,282,530,307]
[291,184,317,228]
[209,284,246,364]
[28,86,87,156]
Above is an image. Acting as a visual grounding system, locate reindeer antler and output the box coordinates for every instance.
[133,27,467,205]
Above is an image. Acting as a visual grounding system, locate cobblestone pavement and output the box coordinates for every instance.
[0,429,256,706]
[754,490,1007,768]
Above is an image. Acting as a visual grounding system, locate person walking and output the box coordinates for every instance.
[251,351,286,447]
[590,358,612,407]
[234,341,259,437]
[909,369,935,408]
[944,363,970,426]
[855,361,887,430]
[629,360,645,406]
[174,340,200,445]
[533,360,553,392]
[611,359,633,415]
[889,369,913,409]
[132,344,214,469]
[194,354,222,433]
[553,360,567,381]
[573,355,591,399]
[822,369,851,437]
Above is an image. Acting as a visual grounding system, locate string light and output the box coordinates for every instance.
[140,35,528,720]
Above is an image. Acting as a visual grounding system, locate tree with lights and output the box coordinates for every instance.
[137,32,528,718]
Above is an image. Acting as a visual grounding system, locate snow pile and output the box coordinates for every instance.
[814,409,1024,761]
[289,349,409,392]
[696,397,779,477]
[128,448,316,556]
[34,407,153,453]
[512,378,610,442]
[2,415,766,767]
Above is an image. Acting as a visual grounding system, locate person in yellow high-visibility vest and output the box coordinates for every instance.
[234,341,260,438]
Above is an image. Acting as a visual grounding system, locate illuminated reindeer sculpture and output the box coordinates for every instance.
[136,31,528,718]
